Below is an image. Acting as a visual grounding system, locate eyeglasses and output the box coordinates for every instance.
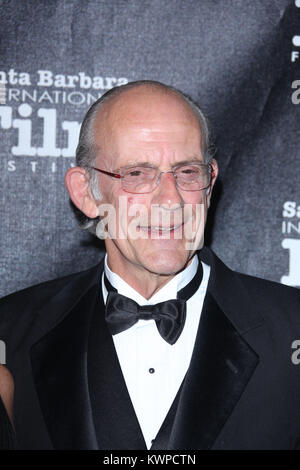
[89,162,212,194]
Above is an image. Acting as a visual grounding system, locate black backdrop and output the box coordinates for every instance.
[1,0,300,298]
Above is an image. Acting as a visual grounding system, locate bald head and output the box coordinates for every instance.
[76,81,211,168]
[93,84,203,162]
[94,82,201,128]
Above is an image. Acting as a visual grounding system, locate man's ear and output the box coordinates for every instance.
[64,167,99,218]
[206,158,218,208]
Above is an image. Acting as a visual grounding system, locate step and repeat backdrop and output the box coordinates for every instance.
[0,0,299,298]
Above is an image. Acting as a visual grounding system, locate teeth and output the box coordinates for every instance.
[140,225,181,231]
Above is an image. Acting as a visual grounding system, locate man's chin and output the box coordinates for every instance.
[136,249,193,276]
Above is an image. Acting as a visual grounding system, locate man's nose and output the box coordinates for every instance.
[152,171,184,206]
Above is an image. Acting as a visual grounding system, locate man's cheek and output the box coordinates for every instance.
[186,193,205,205]
[127,202,149,240]
[127,195,149,206]
[127,196,135,205]
[183,203,206,250]
[115,196,146,240]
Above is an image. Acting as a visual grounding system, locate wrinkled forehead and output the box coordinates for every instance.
[92,86,202,153]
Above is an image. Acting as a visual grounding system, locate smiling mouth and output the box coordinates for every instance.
[138,223,184,233]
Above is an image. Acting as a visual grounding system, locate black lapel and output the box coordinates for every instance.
[29,265,103,450]
[87,284,147,450]
[165,247,264,450]
[167,290,260,450]
[199,247,264,332]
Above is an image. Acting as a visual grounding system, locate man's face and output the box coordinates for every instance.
[93,87,217,277]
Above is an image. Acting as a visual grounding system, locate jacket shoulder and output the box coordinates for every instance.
[233,270,300,326]
[236,269,300,296]
[0,263,102,329]
[201,247,300,330]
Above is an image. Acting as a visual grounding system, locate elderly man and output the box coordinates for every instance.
[1,80,300,450]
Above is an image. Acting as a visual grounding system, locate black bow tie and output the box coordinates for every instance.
[104,258,203,345]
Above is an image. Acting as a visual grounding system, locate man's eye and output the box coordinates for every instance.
[125,167,155,178]
[179,167,199,175]
[128,170,143,177]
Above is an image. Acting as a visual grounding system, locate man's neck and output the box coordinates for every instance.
[107,261,174,299]
[105,254,195,300]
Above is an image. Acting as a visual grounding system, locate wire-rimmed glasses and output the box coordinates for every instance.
[89,161,212,194]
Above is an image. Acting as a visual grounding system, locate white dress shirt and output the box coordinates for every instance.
[102,255,210,450]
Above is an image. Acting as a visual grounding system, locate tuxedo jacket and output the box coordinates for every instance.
[1,247,300,450]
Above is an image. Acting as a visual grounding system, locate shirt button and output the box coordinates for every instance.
[149,368,155,374]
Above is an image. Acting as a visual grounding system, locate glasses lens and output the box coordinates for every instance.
[122,166,158,193]
[175,164,210,190]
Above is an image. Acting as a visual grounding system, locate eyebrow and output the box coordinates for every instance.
[171,158,204,167]
[120,162,158,169]
[117,158,204,171]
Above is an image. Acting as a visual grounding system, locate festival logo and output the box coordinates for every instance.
[0,340,5,365]
[0,69,128,173]
[291,0,300,62]
[281,201,300,287]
